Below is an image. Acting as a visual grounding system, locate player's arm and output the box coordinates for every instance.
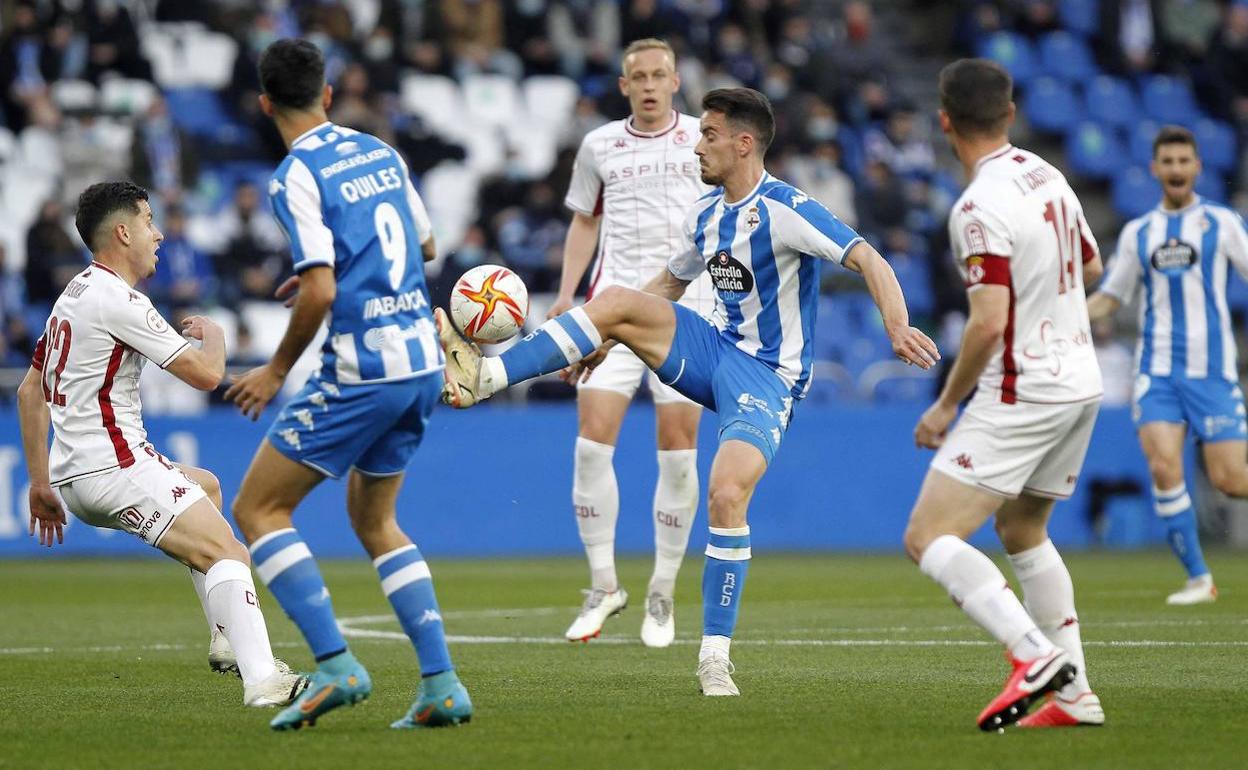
[843,242,939,369]
[1087,226,1140,321]
[549,212,602,318]
[165,315,226,390]
[1077,212,1104,286]
[16,359,66,546]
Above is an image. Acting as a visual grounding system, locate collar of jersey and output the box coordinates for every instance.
[90,260,123,281]
[973,142,1014,177]
[1156,194,1203,217]
[721,172,770,210]
[625,110,679,138]
[292,121,333,148]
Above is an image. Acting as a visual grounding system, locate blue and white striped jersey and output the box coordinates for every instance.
[1102,197,1248,381]
[269,121,440,386]
[667,172,863,397]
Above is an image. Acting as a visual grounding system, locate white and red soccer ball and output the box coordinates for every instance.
[449,265,529,344]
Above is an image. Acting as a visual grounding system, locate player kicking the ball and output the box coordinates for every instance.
[551,38,715,647]
[224,39,470,731]
[905,59,1105,730]
[17,181,306,709]
[438,87,938,695]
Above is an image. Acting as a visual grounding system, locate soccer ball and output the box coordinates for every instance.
[449,265,529,344]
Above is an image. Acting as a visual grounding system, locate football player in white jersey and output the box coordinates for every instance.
[16,181,306,708]
[436,87,937,695]
[549,38,714,646]
[905,59,1106,730]
[1088,126,1248,605]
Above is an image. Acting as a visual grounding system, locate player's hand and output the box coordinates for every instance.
[224,364,285,421]
[560,341,615,384]
[914,400,958,450]
[180,315,222,342]
[28,483,66,547]
[275,275,300,308]
[546,294,575,320]
[889,326,940,369]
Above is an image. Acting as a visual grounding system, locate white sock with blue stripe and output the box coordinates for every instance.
[249,528,350,666]
[700,526,751,661]
[485,307,602,398]
[1153,483,1211,579]
[373,544,453,676]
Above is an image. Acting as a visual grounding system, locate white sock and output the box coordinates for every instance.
[650,449,698,597]
[574,437,619,592]
[478,356,508,399]
[1010,539,1090,696]
[203,559,278,687]
[920,534,1053,659]
[700,634,731,661]
[189,568,214,636]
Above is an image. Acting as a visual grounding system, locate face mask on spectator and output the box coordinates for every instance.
[808,117,837,142]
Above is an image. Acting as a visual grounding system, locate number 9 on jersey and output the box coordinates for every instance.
[449,265,530,344]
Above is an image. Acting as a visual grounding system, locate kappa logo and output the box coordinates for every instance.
[790,190,809,207]
[280,428,302,451]
[171,486,189,503]
[961,200,976,213]
[953,453,974,470]
[614,139,628,149]
[418,609,443,625]
[771,428,782,445]
[335,140,361,155]
[294,408,315,431]
[308,392,328,410]
[321,382,341,397]
[1067,474,1079,485]
[269,179,284,196]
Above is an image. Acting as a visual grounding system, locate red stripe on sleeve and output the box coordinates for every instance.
[32,334,47,371]
[98,343,135,468]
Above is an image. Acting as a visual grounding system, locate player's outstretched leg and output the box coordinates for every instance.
[566,436,628,642]
[1153,483,1216,604]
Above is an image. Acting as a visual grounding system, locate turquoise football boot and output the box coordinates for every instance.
[269,661,372,731]
[390,670,473,729]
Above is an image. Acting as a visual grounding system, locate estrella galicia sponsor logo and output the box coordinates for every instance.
[1150,238,1197,274]
[706,250,754,295]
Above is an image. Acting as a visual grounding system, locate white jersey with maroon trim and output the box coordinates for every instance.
[948,144,1102,404]
[565,110,715,313]
[32,262,191,486]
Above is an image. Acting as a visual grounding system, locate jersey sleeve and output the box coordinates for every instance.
[1218,209,1248,282]
[948,196,1013,288]
[270,157,336,273]
[1077,210,1100,264]
[102,293,191,369]
[769,190,864,265]
[398,154,434,245]
[31,333,46,371]
[667,206,708,281]
[564,138,603,216]
[1100,225,1144,302]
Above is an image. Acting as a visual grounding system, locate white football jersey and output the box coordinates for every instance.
[33,262,191,485]
[565,110,715,313]
[948,145,1103,404]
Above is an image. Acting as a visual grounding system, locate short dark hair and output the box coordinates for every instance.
[258,38,325,111]
[75,181,149,251]
[939,58,1013,137]
[702,87,775,154]
[1152,125,1198,157]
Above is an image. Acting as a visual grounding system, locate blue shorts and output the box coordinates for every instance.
[1133,373,1248,442]
[267,371,443,478]
[655,303,794,464]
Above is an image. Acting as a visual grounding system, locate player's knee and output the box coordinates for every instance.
[707,479,749,526]
[902,522,932,564]
[993,516,1034,553]
[588,285,634,325]
[1206,461,1245,496]
[199,471,223,508]
[1145,453,1183,488]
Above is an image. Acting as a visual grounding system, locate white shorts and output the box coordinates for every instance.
[577,343,699,406]
[56,444,208,547]
[932,395,1101,500]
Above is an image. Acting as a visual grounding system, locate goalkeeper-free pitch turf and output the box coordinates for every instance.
[2,551,1245,769]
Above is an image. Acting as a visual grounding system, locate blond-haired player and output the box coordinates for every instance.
[549,38,715,646]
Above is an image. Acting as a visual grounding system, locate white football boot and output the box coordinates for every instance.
[208,629,238,676]
[434,307,483,408]
[244,660,310,707]
[1018,691,1106,727]
[1166,574,1217,605]
[697,654,740,696]
[640,593,675,648]
[565,587,629,641]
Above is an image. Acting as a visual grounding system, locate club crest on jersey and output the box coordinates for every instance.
[673,129,689,145]
[966,255,986,285]
[706,250,754,295]
[1150,238,1197,273]
[744,206,761,231]
[146,307,168,333]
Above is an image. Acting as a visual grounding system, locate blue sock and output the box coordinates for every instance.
[1154,484,1210,579]
[702,526,751,638]
[250,528,348,662]
[498,307,602,384]
[374,544,453,677]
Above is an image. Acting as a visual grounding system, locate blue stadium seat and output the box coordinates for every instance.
[163,87,244,141]
[1195,172,1226,202]
[1038,31,1098,83]
[1065,121,1128,180]
[1128,120,1160,166]
[1111,166,1160,219]
[1059,0,1100,37]
[1194,118,1237,173]
[887,254,934,318]
[1084,75,1140,129]
[1140,75,1201,126]
[1023,77,1081,135]
[977,31,1039,86]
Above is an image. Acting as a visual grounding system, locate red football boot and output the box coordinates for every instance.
[1018,692,1105,728]
[977,649,1076,731]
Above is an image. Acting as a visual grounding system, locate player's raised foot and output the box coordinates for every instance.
[697,654,740,696]
[390,670,473,729]
[640,592,675,648]
[1166,575,1217,605]
[976,649,1076,731]
[434,307,482,408]
[244,660,311,707]
[208,628,238,676]
[1017,692,1105,728]
[565,587,629,641]
[269,661,372,731]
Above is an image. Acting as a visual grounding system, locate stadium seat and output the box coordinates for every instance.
[458,122,507,177]
[1084,75,1140,129]
[17,127,62,176]
[399,74,465,138]
[1111,166,1160,219]
[1141,75,1201,126]
[1194,119,1237,173]
[421,162,481,252]
[804,360,856,404]
[887,253,934,318]
[1065,121,1128,180]
[504,117,557,180]
[858,360,937,403]
[50,80,97,113]
[1059,0,1100,37]
[1128,120,1160,166]
[183,30,238,90]
[1038,31,1098,83]
[1022,77,1081,135]
[162,88,236,139]
[99,78,157,116]
[462,74,522,129]
[521,76,579,129]
[976,31,1039,86]
[1194,172,1226,202]
[0,126,15,161]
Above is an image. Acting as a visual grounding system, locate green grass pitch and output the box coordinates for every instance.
[2,551,1246,769]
